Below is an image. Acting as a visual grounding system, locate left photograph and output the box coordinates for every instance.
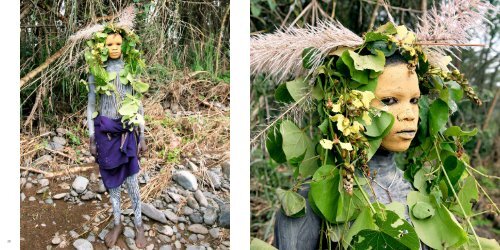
[20,1,230,249]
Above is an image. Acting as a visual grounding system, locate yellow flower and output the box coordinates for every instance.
[339,116,351,133]
[350,121,364,134]
[360,91,375,108]
[362,111,372,125]
[339,141,353,151]
[331,96,343,113]
[352,98,363,108]
[330,114,344,122]
[352,90,375,109]
[342,127,352,136]
[331,114,352,136]
[320,139,334,150]
[331,103,342,113]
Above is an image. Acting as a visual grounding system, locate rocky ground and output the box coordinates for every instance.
[21,128,230,250]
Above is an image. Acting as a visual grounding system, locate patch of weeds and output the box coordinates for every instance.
[167,147,182,164]
[66,130,81,145]
[144,114,153,123]
[161,116,176,128]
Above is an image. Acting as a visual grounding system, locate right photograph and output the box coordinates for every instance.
[250,1,499,249]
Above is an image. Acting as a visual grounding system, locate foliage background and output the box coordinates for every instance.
[250,0,499,244]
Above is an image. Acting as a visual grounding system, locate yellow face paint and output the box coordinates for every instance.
[105,33,123,59]
[371,63,420,152]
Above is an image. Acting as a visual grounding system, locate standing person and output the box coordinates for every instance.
[85,20,149,248]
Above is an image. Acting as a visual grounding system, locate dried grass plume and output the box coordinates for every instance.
[68,5,136,43]
[250,21,363,83]
[416,0,497,69]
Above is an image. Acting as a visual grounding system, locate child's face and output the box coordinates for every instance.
[105,33,123,59]
[371,63,420,152]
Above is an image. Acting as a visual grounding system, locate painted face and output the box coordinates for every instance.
[371,63,420,152]
[105,33,123,59]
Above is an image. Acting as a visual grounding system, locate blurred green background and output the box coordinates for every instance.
[250,0,499,244]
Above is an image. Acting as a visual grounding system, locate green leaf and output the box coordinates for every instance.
[276,188,306,217]
[250,238,277,250]
[450,176,478,217]
[417,96,430,142]
[366,138,382,161]
[444,126,478,137]
[364,32,390,42]
[311,83,323,100]
[375,22,397,34]
[348,50,385,72]
[118,102,139,116]
[107,72,117,82]
[126,73,135,83]
[302,47,320,69]
[286,78,309,103]
[429,99,449,135]
[374,210,420,250]
[274,83,294,103]
[356,77,378,92]
[443,155,466,194]
[341,50,370,85]
[413,167,431,192]
[411,201,435,220]
[336,188,365,222]
[367,41,397,57]
[266,125,287,164]
[280,121,318,176]
[133,81,149,93]
[328,223,349,242]
[385,202,406,219]
[318,119,329,135]
[309,165,341,223]
[447,81,464,101]
[344,207,377,248]
[352,230,410,250]
[407,191,468,249]
[349,206,419,250]
[362,110,395,138]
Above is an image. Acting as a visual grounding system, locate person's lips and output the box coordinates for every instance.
[396,129,416,139]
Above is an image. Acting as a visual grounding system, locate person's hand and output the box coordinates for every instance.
[138,135,147,157]
[90,135,97,157]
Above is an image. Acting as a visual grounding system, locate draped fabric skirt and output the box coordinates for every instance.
[94,115,140,189]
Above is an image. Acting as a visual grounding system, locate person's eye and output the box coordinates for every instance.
[381,97,397,105]
[410,97,420,104]
[117,43,121,45]
[107,44,112,46]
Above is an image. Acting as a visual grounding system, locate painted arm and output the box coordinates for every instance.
[138,102,145,138]
[87,75,97,157]
[87,75,96,137]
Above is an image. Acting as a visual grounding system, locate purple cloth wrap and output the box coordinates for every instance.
[94,115,140,189]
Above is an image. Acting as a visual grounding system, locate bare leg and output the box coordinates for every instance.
[105,187,123,247]
[126,174,146,248]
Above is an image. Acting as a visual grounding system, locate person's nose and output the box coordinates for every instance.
[397,106,417,122]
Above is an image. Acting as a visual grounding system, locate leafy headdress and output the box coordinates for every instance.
[78,6,149,128]
[251,0,498,249]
